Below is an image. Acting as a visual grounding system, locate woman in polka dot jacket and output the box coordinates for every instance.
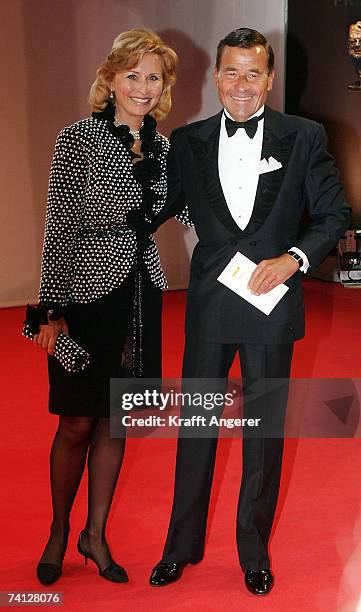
[35,29,178,586]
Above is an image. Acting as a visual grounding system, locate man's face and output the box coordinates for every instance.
[214,45,274,121]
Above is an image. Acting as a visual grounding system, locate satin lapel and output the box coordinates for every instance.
[188,113,243,235]
[254,107,297,214]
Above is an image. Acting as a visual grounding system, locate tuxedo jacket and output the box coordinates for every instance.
[154,106,350,344]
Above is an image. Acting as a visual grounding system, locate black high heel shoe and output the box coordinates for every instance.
[37,562,62,586]
[77,530,128,583]
[37,529,69,586]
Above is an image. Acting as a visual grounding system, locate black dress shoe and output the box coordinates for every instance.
[244,569,274,595]
[149,561,185,586]
[36,563,62,586]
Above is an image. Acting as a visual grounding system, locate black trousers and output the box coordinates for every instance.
[162,337,294,571]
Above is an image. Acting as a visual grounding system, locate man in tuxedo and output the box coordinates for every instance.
[147,28,350,595]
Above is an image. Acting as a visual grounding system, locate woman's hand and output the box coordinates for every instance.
[33,316,69,355]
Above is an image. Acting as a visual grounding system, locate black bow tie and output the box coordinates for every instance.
[225,112,264,139]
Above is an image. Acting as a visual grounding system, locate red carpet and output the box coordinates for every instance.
[1,278,361,611]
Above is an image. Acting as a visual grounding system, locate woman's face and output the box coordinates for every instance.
[111,53,164,127]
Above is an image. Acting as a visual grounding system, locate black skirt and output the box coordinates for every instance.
[47,268,162,416]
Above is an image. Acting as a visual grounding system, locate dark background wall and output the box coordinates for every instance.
[286,0,361,226]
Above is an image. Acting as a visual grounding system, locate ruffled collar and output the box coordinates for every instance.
[92,101,157,158]
[92,101,161,219]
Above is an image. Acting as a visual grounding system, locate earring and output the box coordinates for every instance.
[109,89,115,102]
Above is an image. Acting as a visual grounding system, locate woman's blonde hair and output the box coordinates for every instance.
[89,28,178,121]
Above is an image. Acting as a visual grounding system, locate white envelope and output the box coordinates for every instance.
[217,252,289,315]
[259,156,283,175]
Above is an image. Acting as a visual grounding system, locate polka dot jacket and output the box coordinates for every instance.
[38,117,171,308]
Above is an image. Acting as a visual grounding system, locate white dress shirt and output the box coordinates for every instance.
[218,106,309,272]
[219,106,264,231]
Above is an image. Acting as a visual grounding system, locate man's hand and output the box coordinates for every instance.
[248,253,299,295]
[33,316,69,355]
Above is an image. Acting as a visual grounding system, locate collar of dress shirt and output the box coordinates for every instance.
[223,105,265,122]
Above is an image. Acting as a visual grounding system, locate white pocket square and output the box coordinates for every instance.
[259,156,283,174]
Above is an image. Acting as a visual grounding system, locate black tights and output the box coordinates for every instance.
[39,416,126,570]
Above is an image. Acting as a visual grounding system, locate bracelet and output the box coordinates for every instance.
[47,309,63,321]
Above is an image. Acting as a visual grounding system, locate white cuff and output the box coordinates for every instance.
[288,247,310,273]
